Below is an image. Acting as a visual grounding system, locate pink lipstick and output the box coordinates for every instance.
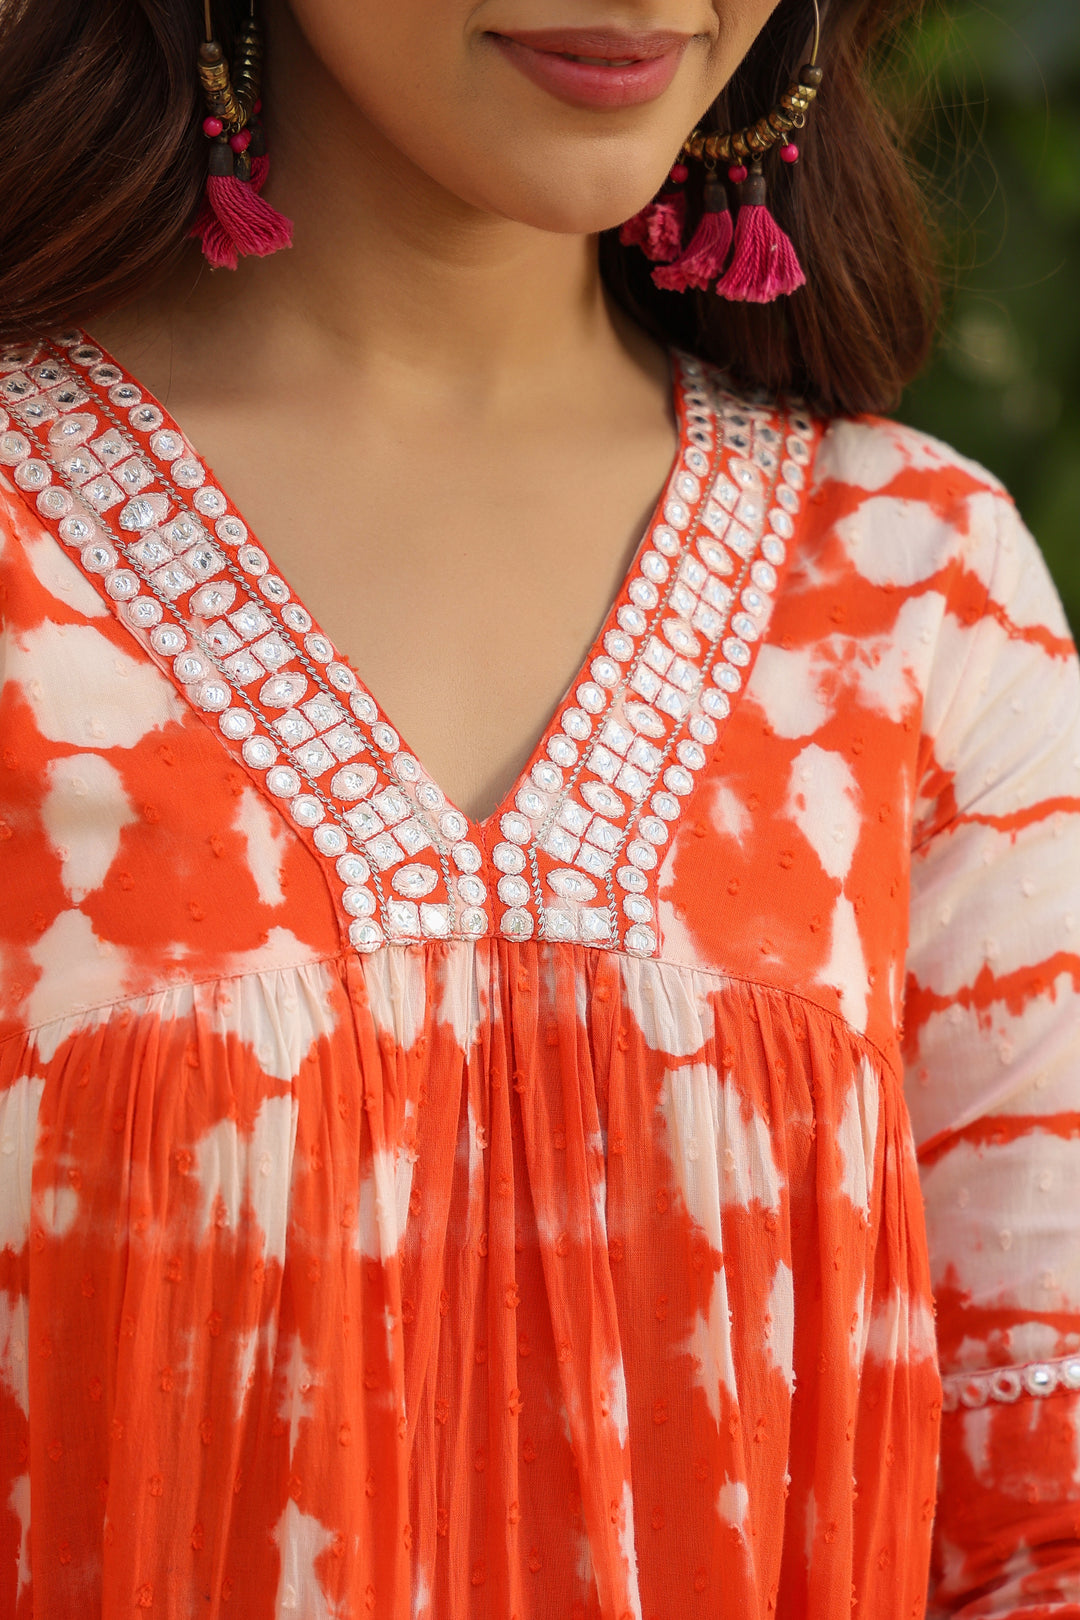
[488,27,691,110]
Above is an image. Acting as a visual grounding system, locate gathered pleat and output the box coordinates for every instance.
[0,944,939,1619]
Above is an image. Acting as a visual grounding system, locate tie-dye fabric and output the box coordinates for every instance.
[1,332,1078,1619]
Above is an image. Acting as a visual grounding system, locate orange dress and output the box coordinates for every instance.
[1,332,1079,1619]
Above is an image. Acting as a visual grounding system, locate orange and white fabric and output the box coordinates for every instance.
[1,332,1078,1618]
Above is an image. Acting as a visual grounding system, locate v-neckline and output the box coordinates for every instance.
[1,329,818,956]
[115,341,691,843]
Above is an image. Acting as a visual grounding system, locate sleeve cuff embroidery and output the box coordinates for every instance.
[941,1348,1080,1411]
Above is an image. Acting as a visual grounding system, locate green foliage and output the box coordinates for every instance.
[889,0,1080,627]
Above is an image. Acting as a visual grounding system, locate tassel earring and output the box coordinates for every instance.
[714,159,805,302]
[652,165,733,292]
[621,0,823,304]
[619,162,689,264]
[193,0,293,270]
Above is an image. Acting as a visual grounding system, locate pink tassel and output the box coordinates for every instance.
[714,165,804,303]
[652,176,734,292]
[618,205,652,252]
[618,163,688,263]
[192,138,292,271]
[619,192,687,263]
[206,173,292,256]
[642,191,687,263]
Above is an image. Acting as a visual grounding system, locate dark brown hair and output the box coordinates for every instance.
[0,0,937,418]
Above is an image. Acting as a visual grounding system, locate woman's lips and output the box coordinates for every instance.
[488,29,690,110]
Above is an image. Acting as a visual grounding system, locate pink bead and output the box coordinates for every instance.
[727,164,748,184]
[229,129,251,154]
[670,163,689,184]
[202,116,223,138]
[254,99,263,116]
[780,143,800,163]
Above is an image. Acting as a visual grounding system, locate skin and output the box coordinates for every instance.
[95,0,780,822]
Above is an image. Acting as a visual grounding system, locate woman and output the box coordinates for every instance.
[0,0,1078,1613]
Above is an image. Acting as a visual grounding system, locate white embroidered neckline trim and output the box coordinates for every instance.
[0,332,817,959]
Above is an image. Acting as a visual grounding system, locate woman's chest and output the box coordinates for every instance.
[0,339,944,1056]
[0,545,928,1067]
[198,425,676,829]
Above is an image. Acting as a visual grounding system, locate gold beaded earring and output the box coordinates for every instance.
[621,0,823,303]
[191,0,293,269]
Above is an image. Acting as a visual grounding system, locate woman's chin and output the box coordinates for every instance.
[433,143,670,238]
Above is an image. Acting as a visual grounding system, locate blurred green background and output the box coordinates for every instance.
[889,0,1080,628]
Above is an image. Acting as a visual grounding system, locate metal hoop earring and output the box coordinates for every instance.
[620,0,823,304]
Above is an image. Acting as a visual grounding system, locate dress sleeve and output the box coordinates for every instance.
[903,487,1080,1616]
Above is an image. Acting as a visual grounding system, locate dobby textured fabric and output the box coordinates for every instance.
[1,334,1078,1618]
